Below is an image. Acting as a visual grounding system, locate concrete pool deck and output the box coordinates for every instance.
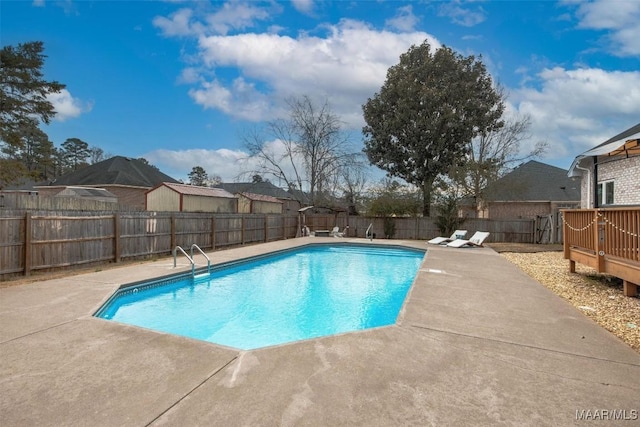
[1,238,639,426]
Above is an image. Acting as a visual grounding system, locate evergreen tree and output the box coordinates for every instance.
[0,41,65,188]
[188,166,208,186]
[60,137,90,171]
[0,41,64,146]
[362,41,504,216]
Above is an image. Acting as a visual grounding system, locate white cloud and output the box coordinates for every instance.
[47,89,93,121]
[512,67,640,160]
[438,2,486,27]
[178,67,200,84]
[385,5,419,32]
[153,2,275,37]
[573,0,640,56]
[153,8,199,37]
[204,1,272,35]
[144,139,300,183]
[144,147,249,182]
[188,19,437,127]
[188,77,271,121]
[291,0,315,16]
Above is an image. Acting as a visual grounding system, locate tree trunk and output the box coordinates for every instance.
[422,179,433,217]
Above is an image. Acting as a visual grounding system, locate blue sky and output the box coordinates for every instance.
[2,0,639,183]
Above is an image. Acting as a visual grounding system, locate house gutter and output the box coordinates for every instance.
[574,163,591,208]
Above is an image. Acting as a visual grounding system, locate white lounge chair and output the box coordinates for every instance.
[330,226,348,238]
[427,229,467,245]
[446,231,490,248]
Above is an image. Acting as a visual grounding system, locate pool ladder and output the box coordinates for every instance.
[173,244,211,278]
[366,223,374,241]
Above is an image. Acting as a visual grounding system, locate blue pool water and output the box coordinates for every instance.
[96,244,424,350]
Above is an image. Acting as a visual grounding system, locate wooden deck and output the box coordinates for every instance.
[563,208,640,297]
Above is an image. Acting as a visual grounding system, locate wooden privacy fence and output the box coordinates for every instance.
[562,208,640,296]
[1,210,538,279]
[304,215,536,242]
[306,215,536,243]
[0,192,140,211]
[535,212,564,244]
[0,212,299,278]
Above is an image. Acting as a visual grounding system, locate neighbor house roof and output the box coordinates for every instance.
[38,156,179,188]
[568,122,640,177]
[55,187,118,201]
[216,182,295,200]
[484,160,580,202]
[237,192,283,204]
[153,182,237,198]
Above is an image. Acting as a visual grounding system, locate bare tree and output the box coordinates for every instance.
[447,86,547,215]
[89,146,106,164]
[242,120,306,198]
[243,95,356,205]
[338,155,368,214]
[206,174,222,187]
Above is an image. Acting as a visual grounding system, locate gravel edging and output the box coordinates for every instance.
[501,251,640,353]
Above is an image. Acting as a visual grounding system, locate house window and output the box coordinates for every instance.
[597,180,614,206]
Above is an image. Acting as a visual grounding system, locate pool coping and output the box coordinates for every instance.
[1,237,639,426]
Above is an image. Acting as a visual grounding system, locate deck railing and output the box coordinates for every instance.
[562,208,640,297]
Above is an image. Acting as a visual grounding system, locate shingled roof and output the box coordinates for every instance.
[238,192,283,204]
[42,156,178,188]
[216,181,295,200]
[484,160,580,202]
[154,182,237,198]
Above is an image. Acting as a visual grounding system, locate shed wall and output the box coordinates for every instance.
[146,186,180,211]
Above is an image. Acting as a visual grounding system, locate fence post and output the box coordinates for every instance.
[596,209,605,272]
[211,216,216,250]
[114,213,121,263]
[24,212,31,277]
[264,215,268,243]
[562,211,574,272]
[241,216,246,245]
[170,215,176,251]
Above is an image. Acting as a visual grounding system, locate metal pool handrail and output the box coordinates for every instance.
[190,244,211,275]
[366,223,373,241]
[173,245,195,277]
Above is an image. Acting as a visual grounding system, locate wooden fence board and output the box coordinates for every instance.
[1,210,537,279]
[0,216,24,275]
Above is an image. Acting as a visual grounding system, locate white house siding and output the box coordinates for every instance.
[597,156,640,206]
[146,186,180,211]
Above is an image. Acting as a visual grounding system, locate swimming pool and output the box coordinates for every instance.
[95,244,425,350]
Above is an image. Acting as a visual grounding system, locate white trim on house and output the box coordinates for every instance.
[568,123,640,208]
[569,126,640,178]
